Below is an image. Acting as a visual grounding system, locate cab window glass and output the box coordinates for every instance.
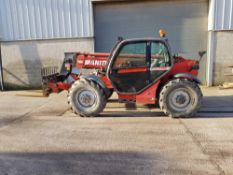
[113,42,147,68]
[151,42,170,68]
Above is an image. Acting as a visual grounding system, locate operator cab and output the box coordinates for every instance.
[107,38,172,94]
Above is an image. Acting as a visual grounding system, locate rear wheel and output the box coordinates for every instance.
[68,80,106,117]
[159,79,202,118]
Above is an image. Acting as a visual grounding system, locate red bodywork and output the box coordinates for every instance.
[76,53,109,69]
[46,52,199,105]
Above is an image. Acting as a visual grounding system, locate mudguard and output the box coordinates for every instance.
[80,74,109,94]
[173,73,202,84]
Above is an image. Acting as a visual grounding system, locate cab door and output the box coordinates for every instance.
[108,41,150,93]
[108,40,172,94]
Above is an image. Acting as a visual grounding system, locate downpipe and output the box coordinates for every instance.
[0,43,4,91]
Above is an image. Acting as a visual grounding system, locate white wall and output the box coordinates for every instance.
[1,38,94,89]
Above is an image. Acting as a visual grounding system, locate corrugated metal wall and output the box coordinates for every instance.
[209,0,233,31]
[0,0,93,41]
[1,0,233,41]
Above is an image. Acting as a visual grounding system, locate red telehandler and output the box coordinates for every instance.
[41,31,203,118]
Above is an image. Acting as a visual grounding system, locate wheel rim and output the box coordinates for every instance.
[76,90,97,108]
[168,88,192,112]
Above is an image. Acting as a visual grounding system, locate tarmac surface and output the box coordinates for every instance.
[0,87,233,175]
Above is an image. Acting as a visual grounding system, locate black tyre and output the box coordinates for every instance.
[42,80,51,97]
[68,80,106,117]
[159,79,202,118]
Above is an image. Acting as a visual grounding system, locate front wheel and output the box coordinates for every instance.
[159,79,202,118]
[68,80,106,117]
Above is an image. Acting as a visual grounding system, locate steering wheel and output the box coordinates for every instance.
[119,61,132,68]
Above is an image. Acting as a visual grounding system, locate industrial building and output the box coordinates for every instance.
[0,0,232,89]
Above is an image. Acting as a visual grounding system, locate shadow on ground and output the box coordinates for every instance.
[100,111,165,118]
[202,96,233,108]
[101,95,233,118]
[0,151,156,175]
[192,95,233,118]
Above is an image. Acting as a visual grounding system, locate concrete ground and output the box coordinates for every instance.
[0,87,233,175]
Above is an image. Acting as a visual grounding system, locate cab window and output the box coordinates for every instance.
[150,42,171,68]
[113,42,147,68]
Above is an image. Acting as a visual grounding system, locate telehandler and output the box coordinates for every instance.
[41,30,202,118]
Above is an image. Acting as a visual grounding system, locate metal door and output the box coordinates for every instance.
[94,0,208,84]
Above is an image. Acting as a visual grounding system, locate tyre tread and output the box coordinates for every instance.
[159,79,202,118]
[68,79,107,117]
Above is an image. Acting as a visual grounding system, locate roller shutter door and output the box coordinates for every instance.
[94,0,208,84]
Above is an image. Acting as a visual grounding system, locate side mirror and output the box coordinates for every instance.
[198,51,206,62]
